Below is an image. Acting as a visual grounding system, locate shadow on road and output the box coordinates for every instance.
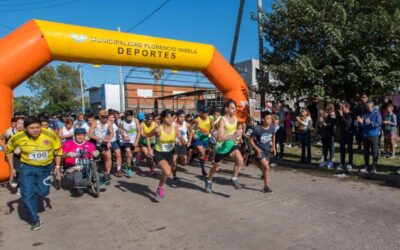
[5,197,52,224]
[115,180,158,203]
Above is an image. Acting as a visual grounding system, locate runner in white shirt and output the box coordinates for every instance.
[119,110,141,176]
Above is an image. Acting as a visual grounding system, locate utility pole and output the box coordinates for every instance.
[230,0,245,65]
[118,26,125,112]
[78,63,85,113]
[257,0,266,111]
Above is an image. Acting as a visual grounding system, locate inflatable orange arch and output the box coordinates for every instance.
[0,20,249,182]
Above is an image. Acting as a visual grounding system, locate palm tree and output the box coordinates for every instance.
[150,68,165,108]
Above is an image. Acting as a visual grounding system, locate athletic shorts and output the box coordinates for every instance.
[175,145,187,155]
[111,141,120,151]
[122,143,135,149]
[96,143,109,153]
[194,138,210,149]
[139,141,155,148]
[255,150,271,162]
[154,150,175,166]
[214,145,240,163]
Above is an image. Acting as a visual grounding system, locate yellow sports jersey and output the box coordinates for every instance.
[6,128,62,166]
[155,125,176,152]
[197,116,212,132]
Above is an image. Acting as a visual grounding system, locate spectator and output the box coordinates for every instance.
[357,101,382,173]
[338,102,355,172]
[285,108,294,147]
[275,100,286,159]
[296,108,313,164]
[318,106,336,169]
[355,93,369,150]
[382,104,397,158]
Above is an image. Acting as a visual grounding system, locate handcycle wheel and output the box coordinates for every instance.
[90,161,100,198]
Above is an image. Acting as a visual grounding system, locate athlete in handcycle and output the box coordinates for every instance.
[62,128,102,197]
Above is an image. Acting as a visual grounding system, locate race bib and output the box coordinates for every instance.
[260,134,271,144]
[29,151,49,161]
[127,128,137,134]
[161,143,174,152]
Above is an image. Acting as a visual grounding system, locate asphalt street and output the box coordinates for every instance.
[1,162,399,250]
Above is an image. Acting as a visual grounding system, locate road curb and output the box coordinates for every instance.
[275,160,400,187]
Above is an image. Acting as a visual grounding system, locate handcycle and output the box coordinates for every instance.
[60,148,103,198]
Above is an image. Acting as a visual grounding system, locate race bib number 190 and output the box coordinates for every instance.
[29,152,49,161]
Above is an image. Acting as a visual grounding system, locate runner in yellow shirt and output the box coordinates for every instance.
[6,116,62,231]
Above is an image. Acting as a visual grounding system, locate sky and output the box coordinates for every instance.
[0,0,272,96]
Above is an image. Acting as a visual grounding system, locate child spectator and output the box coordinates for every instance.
[382,104,397,158]
[296,108,313,164]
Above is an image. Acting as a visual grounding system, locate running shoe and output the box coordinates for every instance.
[201,170,208,177]
[345,164,353,171]
[263,186,273,194]
[149,168,157,176]
[326,161,334,169]
[156,186,165,200]
[124,167,133,178]
[172,177,179,187]
[31,220,42,231]
[319,161,327,168]
[231,178,242,189]
[103,173,111,184]
[115,170,125,177]
[359,166,368,173]
[336,164,343,171]
[205,179,212,193]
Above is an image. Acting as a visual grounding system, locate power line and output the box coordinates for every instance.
[125,0,171,32]
[0,0,59,7]
[0,0,81,12]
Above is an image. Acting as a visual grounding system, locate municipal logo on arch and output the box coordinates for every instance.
[70,33,87,43]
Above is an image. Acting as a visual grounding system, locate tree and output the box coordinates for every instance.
[14,96,41,115]
[258,0,400,101]
[27,63,84,114]
[150,68,165,108]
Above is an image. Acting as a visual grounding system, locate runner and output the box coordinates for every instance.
[205,100,244,193]
[248,111,276,194]
[119,110,141,177]
[172,110,191,185]
[6,116,62,231]
[108,112,123,177]
[209,109,222,163]
[149,109,185,200]
[139,114,157,175]
[58,117,74,143]
[74,112,90,133]
[88,110,114,183]
[194,106,213,177]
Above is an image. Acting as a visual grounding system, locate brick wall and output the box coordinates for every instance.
[125,82,211,113]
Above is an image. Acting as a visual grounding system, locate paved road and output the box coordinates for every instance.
[1,162,399,250]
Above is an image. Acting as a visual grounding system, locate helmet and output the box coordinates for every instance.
[74,128,87,135]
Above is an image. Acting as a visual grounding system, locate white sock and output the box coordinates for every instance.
[232,177,237,181]
[117,166,121,171]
